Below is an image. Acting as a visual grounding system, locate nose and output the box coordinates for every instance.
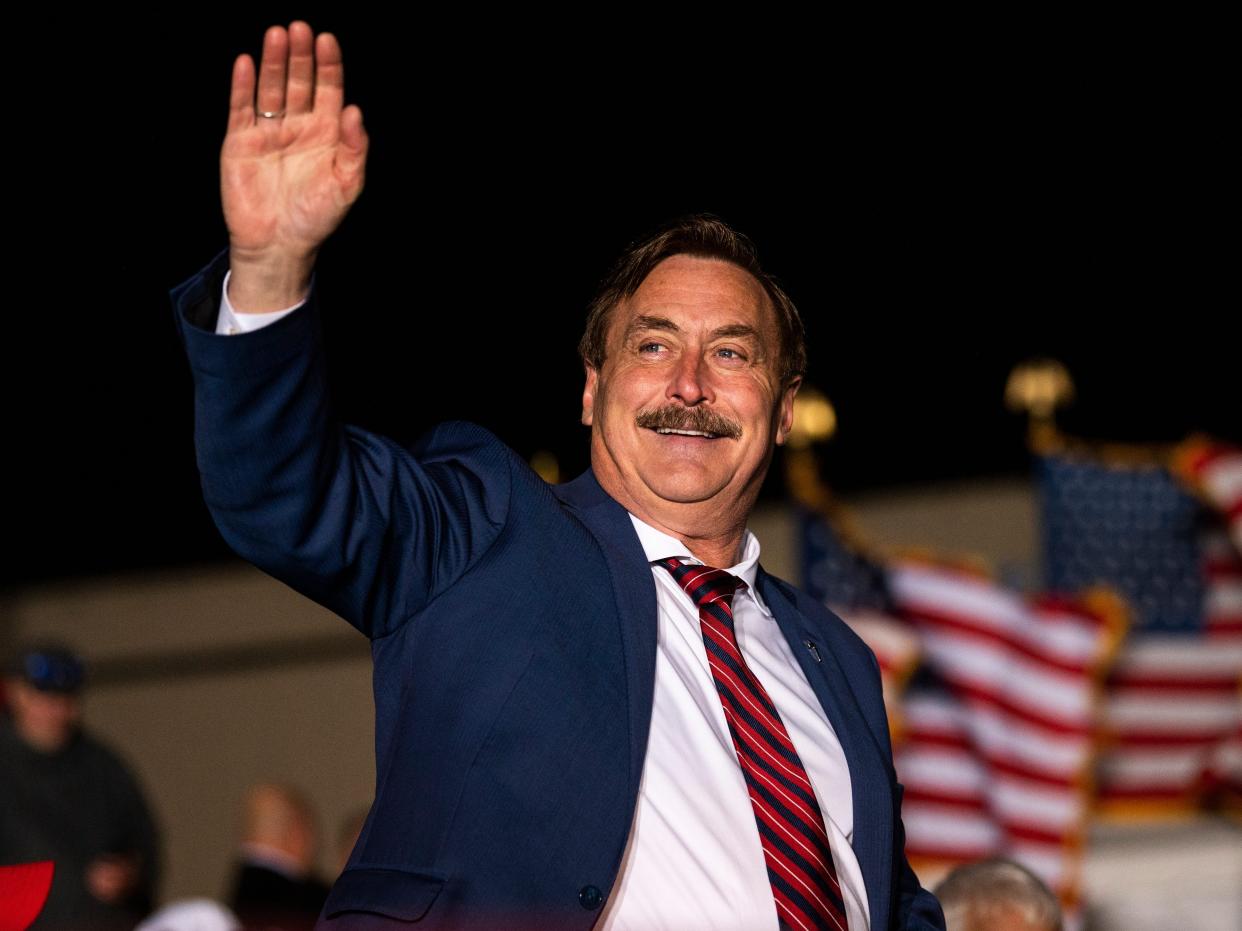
[667,349,713,406]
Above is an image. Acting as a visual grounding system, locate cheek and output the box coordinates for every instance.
[731,381,779,419]
[600,371,658,413]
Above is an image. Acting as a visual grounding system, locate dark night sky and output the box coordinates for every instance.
[7,14,1235,587]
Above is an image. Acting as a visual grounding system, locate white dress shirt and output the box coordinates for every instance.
[216,277,870,929]
[216,271,306,333]
[597,518,869,931]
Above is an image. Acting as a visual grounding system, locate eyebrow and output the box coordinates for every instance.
[623,315,763,344]
[623,315,679,342]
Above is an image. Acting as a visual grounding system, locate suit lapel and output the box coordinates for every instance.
[553,468,659,809]
[756,567,894,931]
[554,470,894,929]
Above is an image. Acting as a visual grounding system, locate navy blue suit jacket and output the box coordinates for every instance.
[172,250,943,930]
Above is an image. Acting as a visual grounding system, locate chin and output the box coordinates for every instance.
[638,469,730,505]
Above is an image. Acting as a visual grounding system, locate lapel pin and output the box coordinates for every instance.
[803,639,822,663]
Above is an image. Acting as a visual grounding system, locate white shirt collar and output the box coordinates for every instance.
[627,512,768,614]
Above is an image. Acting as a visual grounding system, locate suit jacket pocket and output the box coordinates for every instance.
[324,867,446,921]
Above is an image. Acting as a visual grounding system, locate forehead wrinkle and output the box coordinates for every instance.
[623,318,764,343]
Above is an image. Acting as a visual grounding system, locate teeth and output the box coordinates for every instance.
[656,429,715,437]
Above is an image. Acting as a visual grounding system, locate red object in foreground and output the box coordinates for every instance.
[0,862,54,931]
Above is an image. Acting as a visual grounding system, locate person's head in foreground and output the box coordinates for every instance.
[934,857,1063,931]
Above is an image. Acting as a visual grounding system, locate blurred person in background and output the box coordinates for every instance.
[229,783,330,931]
[933,858,1062,931]
[0,643,160,929]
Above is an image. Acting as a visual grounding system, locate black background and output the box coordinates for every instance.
[7,12,1235,586]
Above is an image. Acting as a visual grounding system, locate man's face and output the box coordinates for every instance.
[581,255,799,521]
[6,679,81,753]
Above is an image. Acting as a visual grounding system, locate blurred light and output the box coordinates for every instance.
[788,385,837,449]
[1005,358,1075,419]
[530,450,560,484]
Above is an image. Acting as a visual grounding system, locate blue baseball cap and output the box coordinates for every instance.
[9,646,86,694]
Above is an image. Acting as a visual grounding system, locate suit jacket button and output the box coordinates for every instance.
[578,885,603,910]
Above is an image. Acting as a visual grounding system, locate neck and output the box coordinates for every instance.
[642,511,747,568]
[591,466,757,570]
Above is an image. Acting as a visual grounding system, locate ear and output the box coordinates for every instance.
[581,363,599,427]
[774,376,802,446]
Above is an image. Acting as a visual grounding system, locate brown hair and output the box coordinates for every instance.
[578,214,807,388]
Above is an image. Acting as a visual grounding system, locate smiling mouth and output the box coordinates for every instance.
[636,405,742,440]
[653,428,722,438]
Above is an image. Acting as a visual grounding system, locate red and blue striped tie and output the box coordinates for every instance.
[661,557,850,931]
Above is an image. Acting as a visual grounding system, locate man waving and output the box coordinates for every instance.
[171,20,944,931]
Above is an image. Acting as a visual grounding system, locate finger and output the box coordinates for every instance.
[256,25,289,118]
[313,31,345,116]
[227,53,256,133]
[285,20,314,115]
[336,105,369,197]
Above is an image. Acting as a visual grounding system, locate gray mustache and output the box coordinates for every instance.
[635,405,742,439]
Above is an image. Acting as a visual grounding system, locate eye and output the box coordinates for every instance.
[638,341,666,355]
[714,346,747,362]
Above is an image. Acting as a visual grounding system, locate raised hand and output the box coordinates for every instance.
[222,22,368,311]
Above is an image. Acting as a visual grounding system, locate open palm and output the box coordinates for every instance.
[221,23,367,266]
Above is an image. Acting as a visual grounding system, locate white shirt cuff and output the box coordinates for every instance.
[216,270,309,335]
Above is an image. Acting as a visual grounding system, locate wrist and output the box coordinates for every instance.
[227,247,317,313]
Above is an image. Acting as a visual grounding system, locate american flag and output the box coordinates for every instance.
[799,509,1117,918]
[1038,446,1242,814]
[886,564,1119,895]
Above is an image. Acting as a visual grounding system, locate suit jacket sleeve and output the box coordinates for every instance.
[895,812,945,930]
[170,250,512,638]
